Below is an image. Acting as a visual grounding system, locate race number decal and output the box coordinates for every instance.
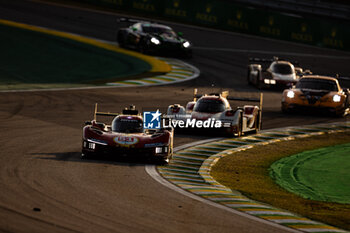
[114,136,139,145]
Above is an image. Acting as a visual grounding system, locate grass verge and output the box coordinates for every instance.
[0,19,171,90]
[211,131,350,230]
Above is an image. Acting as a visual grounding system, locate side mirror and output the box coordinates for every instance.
[85,121,92,125]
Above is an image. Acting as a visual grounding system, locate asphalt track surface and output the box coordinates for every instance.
[0,1,350,232]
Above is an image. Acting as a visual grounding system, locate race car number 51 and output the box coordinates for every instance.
[114,136,139,145]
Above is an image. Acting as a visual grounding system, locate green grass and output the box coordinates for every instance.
[270,143,350,204]
[211,131,350,230]
[0,23,150,88]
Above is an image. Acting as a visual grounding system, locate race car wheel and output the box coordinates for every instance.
[81,151,94,160]
[184,50,193,59]
[281,103,290,114]
[255,73,262,89]
[117,31,125,48]
[236,112,243,137]
[334,106,346,117]
[155,156,170,165]
[252,110,261,134]
[137,38,147,54]
[247,69,252,84]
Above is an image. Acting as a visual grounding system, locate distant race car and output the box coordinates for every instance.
[117,18,192,57]
[166,89,263,136]
[82,104,173,163]
[281,75,350,116]
[247,57,311,88]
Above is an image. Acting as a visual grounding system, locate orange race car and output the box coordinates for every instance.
[281,75,350,116]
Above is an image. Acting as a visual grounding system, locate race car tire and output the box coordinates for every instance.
[252,110,261,134]
[137,37,147,54]
[255,72,262,89]
[334,106,346,117]
[247,69,252,85]
[281,104,291,114]
[117,31,126,48]
[184,50,193,59]
[237,112,243,137]
[155,156,170,165]
[81,151,94,160]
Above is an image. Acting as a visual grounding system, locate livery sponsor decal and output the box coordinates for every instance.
[144,143,166,148]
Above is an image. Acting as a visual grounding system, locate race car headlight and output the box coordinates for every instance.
[183,41,190,48]
[155,147,163,154]
[264,79,276,85]
[155,146,168,154]
[287,90,295,98]
[333,94,341,102]
[85,142,95,150]
[151,37,160,45]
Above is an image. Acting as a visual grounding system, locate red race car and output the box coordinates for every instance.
[82,104,173,163]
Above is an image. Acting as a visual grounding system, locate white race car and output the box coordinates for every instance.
[166,89,263,136]
[247,57,311,88]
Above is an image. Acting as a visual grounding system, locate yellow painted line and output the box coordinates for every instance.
[0,19,171,74]
[261,216,310,220]
[206,196,249,200]
[171,69,193,75]
[152,76,178,81]
[226,202,265,206]
[164,74,187,79]
[133,79,159,84]
[189,189,232,193]
[238,208,284,211]
[290,225,339,229]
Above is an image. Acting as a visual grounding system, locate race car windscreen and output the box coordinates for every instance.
[193,99,226,113]
[296,78,338,91]
[142,25,176,37]
[112,117,143,133]
[272,63,293,74]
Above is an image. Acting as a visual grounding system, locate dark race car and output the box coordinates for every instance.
[117,18,192,57]
[82,104,173,163]
[247,57,311,89]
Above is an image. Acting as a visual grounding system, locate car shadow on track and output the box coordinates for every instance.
[34,152,162,167]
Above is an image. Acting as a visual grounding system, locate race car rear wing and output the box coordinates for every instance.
[249,57,299,66]
[93,103,119,121]
[193,88,229,101]
[192,88,263,110]
[333,74,350,81]
[93,104,140,121]
[227,93,263,113]
[117,17,153,24]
